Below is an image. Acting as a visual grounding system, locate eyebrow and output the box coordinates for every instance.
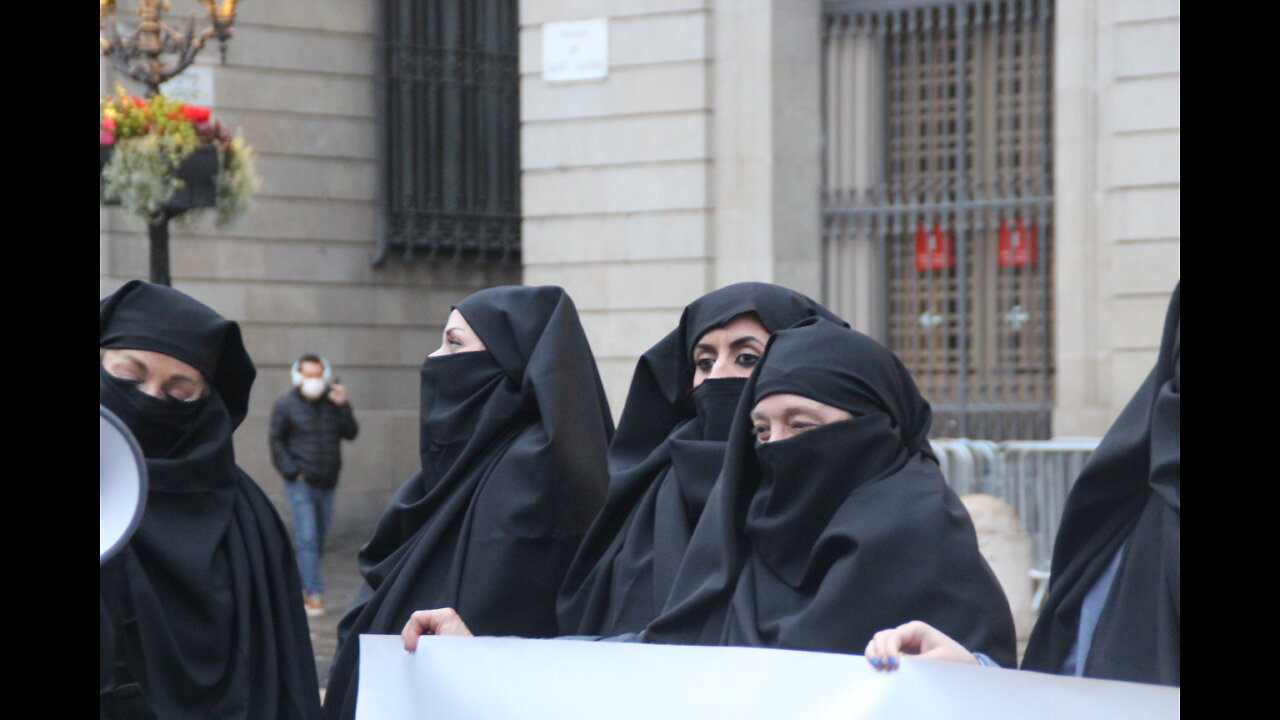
[751,406,822,421]
[694,335,766,355]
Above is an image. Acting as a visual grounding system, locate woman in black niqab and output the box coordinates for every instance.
[99,280,321,719]
[1020,282,1180,684]
[557,283,844,637]
[865,282,1179,685]
[324,285,613,720]
[641,318,1017,666]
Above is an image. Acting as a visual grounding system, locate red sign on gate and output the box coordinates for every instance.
[915,222,955,271]
[997,218,1038,267]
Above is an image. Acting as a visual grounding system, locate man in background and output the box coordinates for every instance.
[270,353,359,617]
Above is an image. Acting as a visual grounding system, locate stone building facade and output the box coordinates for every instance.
[101,0,1179,540]
[99,2,520,544]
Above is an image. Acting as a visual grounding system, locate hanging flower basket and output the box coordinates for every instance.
[100,143,219,212]
[100,86,260,224]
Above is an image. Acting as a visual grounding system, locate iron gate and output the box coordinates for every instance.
[822,0,1055,440]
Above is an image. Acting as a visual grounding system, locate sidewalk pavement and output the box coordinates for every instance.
[309,535,366,696]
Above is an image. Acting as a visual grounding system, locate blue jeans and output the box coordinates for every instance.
[284,480,335,596]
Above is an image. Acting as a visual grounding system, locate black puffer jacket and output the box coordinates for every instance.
[269,390,359,489]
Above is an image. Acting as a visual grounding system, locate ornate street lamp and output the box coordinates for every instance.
[101,1,241,97]
[100,0,243,286]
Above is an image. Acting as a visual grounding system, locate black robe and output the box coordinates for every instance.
[99,280,321,720]
[641,318,1017,667]
[1021,282,1180,685]
[558,283,845,637]
[324,285,613,720]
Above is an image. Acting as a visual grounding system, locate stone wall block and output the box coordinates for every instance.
[1110,76,1180,133]
[1106,131,1179,189]
[262,2,378,34]
[520,0,708,25]
[577,309,685,359]
[524,162,709,216]
[1112,0,1180,23]
[524,259,708,311]
[1106,294,1177,351]
[521,62,709,121]
[222,26,375,76]
[254,155,376,202]
[1114,20,1180,78]
[226,113,375,159]
[1109,187,1180,241]
[523,210,710,265]
[1108,242,1181,296]
[523,112,709,169]
[216,67,375,118]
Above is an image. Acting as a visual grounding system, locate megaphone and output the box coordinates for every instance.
[101,405,148,565]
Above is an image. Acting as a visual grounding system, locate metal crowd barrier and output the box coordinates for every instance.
[929,439,1002,497]
[930,437,1102,613]
[997,439,1101,572]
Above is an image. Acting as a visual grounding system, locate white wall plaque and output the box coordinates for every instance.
[160,65,216,107]
[542,19,608,83]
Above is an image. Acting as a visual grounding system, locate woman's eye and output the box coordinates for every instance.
[734,353,759,368]
[164,383,199,402]
[752,425,769,439]
[695,357,715,372]
[789,422,816,434]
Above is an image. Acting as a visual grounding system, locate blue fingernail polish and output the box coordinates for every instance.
[871,658,881,669]
[889,656,897,669]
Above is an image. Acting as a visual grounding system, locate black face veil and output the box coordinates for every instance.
[324,285,613,720]
[99,280,321,719]
[558,283,845,637]
[1021,282,1180,685]
[642,318,1016,665]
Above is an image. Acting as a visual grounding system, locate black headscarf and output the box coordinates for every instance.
[558,283,845,636]
[324,285,613,720]
[641,319,1017,666]
[99,280,321,719]
[1021,282,1180,685]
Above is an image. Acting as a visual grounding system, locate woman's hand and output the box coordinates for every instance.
[864,621,978,671]
[402,607,475,651]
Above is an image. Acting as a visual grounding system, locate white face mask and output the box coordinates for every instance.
[300,377,328,400]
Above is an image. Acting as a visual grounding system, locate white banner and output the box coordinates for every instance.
[356,634,1178,720]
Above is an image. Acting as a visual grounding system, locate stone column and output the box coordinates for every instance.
[519,1,717,415]
[711,0,823,299]
[1053,0,1180,437]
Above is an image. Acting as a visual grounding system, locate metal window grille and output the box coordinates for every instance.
[373,0,521,265]
[823,0,1054,440]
